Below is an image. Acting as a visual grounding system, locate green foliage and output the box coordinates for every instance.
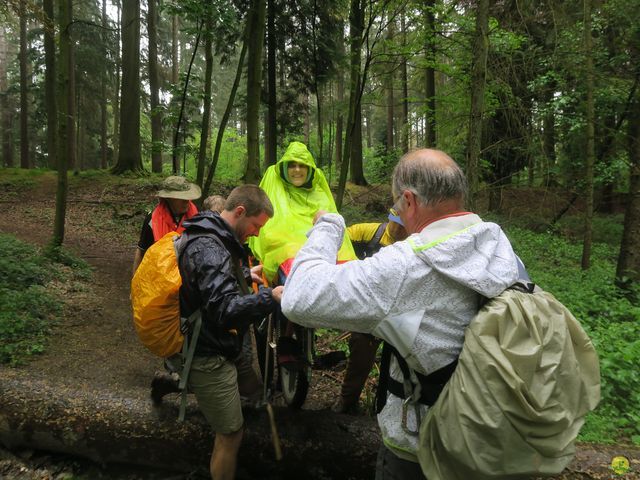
[0,167,46,191]
[0,285,57,365]
[506,225,640,444]
[148,127,249,182]
[44,245,92,276]
[553,213,625,248]
[0,234,89,366]
[363,146,402,184]
[208,128,249,180]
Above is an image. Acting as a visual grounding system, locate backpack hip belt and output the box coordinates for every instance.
[376,341,457,435]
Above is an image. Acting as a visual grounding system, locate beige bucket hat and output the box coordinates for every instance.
[157,176,202,200]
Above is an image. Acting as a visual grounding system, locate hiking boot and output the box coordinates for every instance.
[150,371,181,406]
[331,397,359,415]
[312,350,347,370]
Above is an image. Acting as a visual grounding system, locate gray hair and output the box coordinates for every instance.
[391,150,467,206]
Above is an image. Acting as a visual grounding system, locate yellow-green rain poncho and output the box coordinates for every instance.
[249,142,356,283]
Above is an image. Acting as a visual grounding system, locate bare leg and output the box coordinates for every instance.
[210,428,243,480]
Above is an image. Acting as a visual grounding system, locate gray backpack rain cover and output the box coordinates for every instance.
[417,288,601,479]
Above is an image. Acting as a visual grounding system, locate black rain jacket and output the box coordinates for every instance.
[178,211,277,359]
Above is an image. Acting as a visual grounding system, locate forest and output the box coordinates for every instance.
[1,0,640,476]
[0,0,638,279]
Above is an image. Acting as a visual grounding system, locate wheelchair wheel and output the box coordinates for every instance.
[279,324,313,409]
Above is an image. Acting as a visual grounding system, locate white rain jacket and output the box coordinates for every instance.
[281,212,519,461]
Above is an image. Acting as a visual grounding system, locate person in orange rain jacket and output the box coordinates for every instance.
[132,175,201,276]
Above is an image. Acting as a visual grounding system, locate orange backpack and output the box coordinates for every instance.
[131,232,184,358]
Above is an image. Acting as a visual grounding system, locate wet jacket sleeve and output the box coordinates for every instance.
[182,237,276,331]
[281,213,405,333]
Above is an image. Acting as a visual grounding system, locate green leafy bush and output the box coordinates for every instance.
[363,147,402,183]
[0,234,89,366]
[506,225,640,444]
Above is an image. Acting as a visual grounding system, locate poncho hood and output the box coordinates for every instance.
[277,141,317,186]
[249,142,356,282]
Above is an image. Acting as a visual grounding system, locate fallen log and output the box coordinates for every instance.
[0,371,379,479]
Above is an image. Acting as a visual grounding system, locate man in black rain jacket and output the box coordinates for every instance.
[178,185,283,480]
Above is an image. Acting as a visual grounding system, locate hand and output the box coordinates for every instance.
[313,210,328,224]
[250,264,263,284]
[271,285,284,303]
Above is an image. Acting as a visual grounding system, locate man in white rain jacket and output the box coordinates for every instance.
[281,148,520,479]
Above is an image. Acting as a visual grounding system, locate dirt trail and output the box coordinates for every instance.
[0,174,159,396]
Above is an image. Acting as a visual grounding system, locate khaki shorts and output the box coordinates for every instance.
[189,356,244,434]
[188,354,262,434]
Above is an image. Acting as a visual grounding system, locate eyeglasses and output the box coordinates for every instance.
[390,195,403,216]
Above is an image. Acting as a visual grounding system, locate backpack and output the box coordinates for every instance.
[378,282,601,479]
[131,231,185,358]
[352,222,387,260]
[131,231,210,421]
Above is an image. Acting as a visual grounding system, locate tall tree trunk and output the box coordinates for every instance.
[334,22,345,179]
[19,0,29,169]
[527,151,535,187]
[202,22,249,198]
[172,26,201,175]
[311,0,323,167]
[0,26,13,167]
[385,18,394,152]
[316,87,324,166]
[400,13,409,153]
[172,15,179,86]
[424,0,436,147]
[350,105,364,183]
[112,1,121,164]
[327,81,334,174]
[304,94,310,146]
[265,0,277,168]
[52,0,74,247]
[581,0,595,270]
[348,0,366,186]
[99,0,108,169]
[245,0,267,184]
[197,15,214,188]
[616,77,640,288]
[77,96,84,170]
[113,0,142,174]
[148,0,163,173]
[366,103,372,149]
[542,88,556,187]
[465,0,489,211]
[337,0,366,207]
[44,0,57,170]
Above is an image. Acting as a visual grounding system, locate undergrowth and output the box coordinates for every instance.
[506,225,640,445]
[0,234,91,366]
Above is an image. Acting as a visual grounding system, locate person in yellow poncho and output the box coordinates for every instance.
[249,141,356,283]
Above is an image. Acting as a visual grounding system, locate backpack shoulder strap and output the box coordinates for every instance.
[376,341,457,413]
[362,222,388,258]
[369,222,387,248]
